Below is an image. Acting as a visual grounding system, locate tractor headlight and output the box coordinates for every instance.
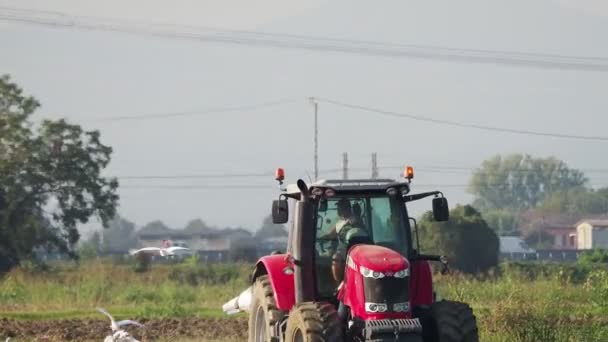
[393,268,409,278]
[360,266,385,279]
[392,302,410,312]
[365,302,388,313]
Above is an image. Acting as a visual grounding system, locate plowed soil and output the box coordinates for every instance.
[0,317,248,341]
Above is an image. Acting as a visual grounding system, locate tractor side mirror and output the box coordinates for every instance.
[272,199,289,224]
[432,197,449,222]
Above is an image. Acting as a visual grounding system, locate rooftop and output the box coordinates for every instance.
[285,178,410,196]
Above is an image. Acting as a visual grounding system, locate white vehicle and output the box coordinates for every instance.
[129,246,191,257]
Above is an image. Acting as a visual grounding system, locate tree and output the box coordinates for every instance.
[469,154,586,212]
[541,187,608,217]
[255,215,288,240]
[183,218,211,233]
[77,231,101,259]
[418,205,499,274]
[101,216,137,253]
[0,75,118,271]
[480,209,519,236]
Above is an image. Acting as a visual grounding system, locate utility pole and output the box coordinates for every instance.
[342,152,349,179]
[309,97,319,180]
[371,152,379,179]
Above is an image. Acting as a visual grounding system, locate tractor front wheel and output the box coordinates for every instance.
[284,302,343,342]
[248,275,284,342]
[419,300,478,342]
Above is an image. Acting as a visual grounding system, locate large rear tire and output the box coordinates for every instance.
[284,302,343,342]
[419,300,478,342]
[248,275,284,342]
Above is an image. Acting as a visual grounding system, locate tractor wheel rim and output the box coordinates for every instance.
[255,306,266,342]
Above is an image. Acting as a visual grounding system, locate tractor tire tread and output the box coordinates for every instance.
[422,300,479,342]
[285,302,343,342]
[248,275,285,342]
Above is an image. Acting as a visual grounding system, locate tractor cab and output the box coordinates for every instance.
[223,167,479,342]
[279,178,418,299]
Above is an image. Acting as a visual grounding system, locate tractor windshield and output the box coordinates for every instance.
[315,195,410,256]
[314,194,411,296]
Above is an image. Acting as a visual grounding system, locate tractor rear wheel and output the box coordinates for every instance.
[248,275,284,342]
[284,302,343,342]
[419,300,478,342]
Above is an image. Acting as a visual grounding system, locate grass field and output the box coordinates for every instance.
[1,260,607,341]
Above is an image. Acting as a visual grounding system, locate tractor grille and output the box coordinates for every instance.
[363,276,409,311]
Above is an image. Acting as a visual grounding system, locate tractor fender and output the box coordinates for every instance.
[409,260,434,307]
[251,254,295,312]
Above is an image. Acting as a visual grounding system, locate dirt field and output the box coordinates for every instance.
[0,317,248,341]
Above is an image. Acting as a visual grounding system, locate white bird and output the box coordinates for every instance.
[96,307,144,342]
[6,338,11,342]
[129,246,190,257]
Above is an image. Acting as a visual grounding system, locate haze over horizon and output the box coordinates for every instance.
[1,0,607,234]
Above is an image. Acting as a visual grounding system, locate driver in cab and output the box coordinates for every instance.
[320,198,370,287]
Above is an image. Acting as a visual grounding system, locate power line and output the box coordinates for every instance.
[7,5,608,64]
[2,7,608,72]
[78,98,297,122]
[316,98,608,142]
[114,164,608,181]
[117,172,273,180]
[120,184,271,190]
[118,182,608,191]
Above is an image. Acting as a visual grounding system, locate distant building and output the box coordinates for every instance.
[135,225,255,262]
[258,236,288,255]
[545,224,577,250]
[577,219,608,249]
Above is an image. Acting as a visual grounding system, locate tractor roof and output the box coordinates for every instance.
[284,178,411,198]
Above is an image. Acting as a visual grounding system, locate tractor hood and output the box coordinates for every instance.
[348,244,409,273]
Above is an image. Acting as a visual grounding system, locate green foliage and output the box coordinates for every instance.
[183,218,211,233]
[76,231,101,260]
[168,263,249,286]
[1,261,607,341]
[479,208,518,236]
[579,249,608,265]
[132,252,152,273]
[469,154,586,212]
[0,74,118,272]
[541,187,608,216]
[418,205,499,274]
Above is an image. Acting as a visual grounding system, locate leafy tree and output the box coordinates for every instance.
[77,231,101,260]
[183,218,211,233]
[139,220,171,234]
[480,209,519,236]
[0,75,118,272]
[469,154,586,212]
[255,214,288,240]
[541,187,608,217]
[101,216,137,253]
[418,205,499,274]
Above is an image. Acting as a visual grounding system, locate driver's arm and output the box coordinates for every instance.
[319,226,338,240]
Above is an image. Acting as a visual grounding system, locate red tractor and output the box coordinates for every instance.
[223,167,478,341]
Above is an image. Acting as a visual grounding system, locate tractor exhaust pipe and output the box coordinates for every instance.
[293,179,315,303]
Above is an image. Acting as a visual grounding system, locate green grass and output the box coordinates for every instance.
[1,260,608,341]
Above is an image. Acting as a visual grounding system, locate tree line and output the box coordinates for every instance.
[3,74,607,275]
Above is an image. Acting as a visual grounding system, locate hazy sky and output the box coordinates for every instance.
[1,0,607,233]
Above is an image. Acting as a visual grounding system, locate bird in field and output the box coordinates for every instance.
[96,307,144,342]
[129,246,190,257]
